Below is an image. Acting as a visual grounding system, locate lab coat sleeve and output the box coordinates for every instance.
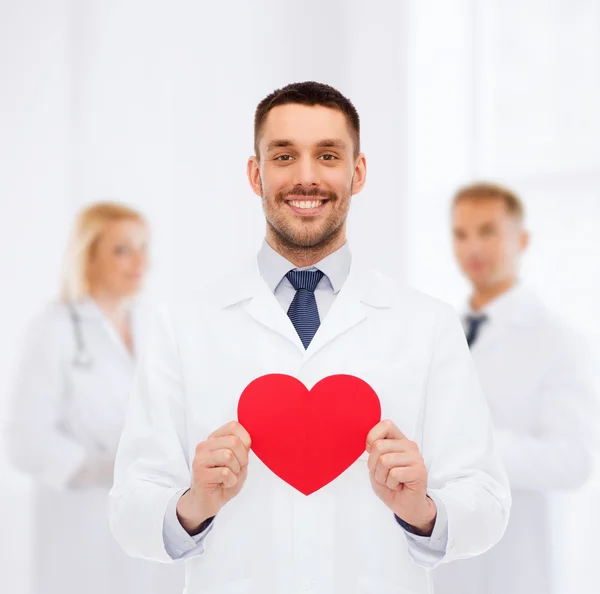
[399,491,449,567]
[495,329,596,491]
[162,488,214,560]
[109,306,196,563]
[3,308,88,490]
[421,304,511,568]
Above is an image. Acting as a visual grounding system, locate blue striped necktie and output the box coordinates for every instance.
[286,269,324,349]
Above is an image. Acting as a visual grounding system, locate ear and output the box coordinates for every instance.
[351,153,367,196]
[520,229,530,253]
[247,156,262,198]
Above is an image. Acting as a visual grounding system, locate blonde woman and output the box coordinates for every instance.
[5,202,183,594]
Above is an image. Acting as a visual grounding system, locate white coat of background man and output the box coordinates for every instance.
[109,82,511,594]
[433,182,596,594]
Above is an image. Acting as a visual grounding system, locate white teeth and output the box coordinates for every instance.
[289,200,323,209]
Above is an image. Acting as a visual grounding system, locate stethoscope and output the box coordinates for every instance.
[67,302,94,369]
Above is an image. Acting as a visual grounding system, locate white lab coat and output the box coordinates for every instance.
[5,299,184,594]
[109,259,511,594]
[433,285,595,594]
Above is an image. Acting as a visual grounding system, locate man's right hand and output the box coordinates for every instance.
[176,421,251,535]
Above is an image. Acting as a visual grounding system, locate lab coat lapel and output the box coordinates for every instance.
[220,258,392,360]
[220,259,305,353]
[245,283,305,353]
[74,299,136,365]
[468,285,541,354]
[303,264,392,363]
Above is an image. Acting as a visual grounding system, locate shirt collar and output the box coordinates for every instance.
[257,239,352,294]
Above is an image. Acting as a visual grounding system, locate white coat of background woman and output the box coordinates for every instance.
[4,202,184,594]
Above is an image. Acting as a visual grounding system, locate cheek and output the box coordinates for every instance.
[453,241,471,263]
[90,260,118,287]
[491,240,513,265]
[104,262,124,283]
[262,167,290,192]
[483,243,499,264]
[326,169,353,192]
[106,257,132,278]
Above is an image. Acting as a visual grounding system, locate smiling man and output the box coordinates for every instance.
[109,82,511,594]
[251,96,359,263]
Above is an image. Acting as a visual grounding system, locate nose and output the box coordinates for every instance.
[292,155,320,188]
[132,249,147,271]
[462,236,485,258]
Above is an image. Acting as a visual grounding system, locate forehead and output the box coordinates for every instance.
[101,219,147,241]
[453,198,512,223]
[259,104,353,149]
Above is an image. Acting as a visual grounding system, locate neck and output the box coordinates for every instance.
[89,290,131,327]
[266,227,347,268]
[470,277,518,312]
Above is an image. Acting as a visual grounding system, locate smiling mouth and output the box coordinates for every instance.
[289,199,324,208]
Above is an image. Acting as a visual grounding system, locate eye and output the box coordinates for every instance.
[114,245,131,256]
[275,155,293,161]
[319,154,337,161]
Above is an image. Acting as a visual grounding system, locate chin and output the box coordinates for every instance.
[288,234,328,248]
[121,283,143,297]
[285,222,342,248]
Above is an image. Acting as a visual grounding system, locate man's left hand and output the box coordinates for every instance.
[366,419,437,536]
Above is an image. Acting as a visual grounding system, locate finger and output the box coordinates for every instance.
[209,421,252,450]
[198,466,239,489]
[368,451,420,474]
[230,422,252,450]
[367,440,417,472]
[386,467,415,490]
[374,460,390,487]
[386,472,402,491]
[366,419,406,451]
[204,436,249,467]
[205,448,241,474]
[209,420,242,440]
[234,463,248,488]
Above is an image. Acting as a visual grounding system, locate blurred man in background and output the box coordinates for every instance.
[433,182,596,594]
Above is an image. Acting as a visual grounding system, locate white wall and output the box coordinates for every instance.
[0,2,74,592]
[406,0,479,305]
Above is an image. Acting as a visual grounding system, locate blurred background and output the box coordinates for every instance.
[1,0,599,592]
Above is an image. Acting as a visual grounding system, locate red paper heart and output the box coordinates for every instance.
[237,374,381,495]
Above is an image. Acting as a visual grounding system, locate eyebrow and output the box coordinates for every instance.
[316,138,347,149]
[265,138,348,152]
[265,139,294,152]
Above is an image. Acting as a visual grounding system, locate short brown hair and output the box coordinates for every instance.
[254,81,360,157]
[453,182,525,222]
